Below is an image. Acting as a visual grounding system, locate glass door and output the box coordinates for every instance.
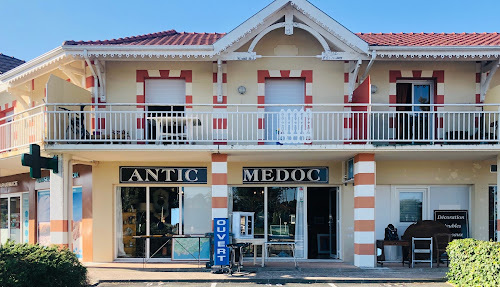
[0,198,8,244]
[307,187,338,259]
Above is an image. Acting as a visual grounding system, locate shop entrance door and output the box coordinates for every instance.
[307,187,338,259]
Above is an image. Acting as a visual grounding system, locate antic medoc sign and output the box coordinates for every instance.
[120,167,207,184]
[243,167,328,183]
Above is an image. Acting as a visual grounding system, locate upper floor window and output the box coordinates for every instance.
[145,79,185,113]
[396,80,433,112]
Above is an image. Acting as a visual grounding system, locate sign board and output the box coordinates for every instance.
[243,167,328,184]
[120,167,207,184]
[434,210,469,239]
[214,218,229,266]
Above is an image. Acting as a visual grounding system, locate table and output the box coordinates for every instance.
[264,241,297,267]
[146,116,201,144]
[233,238,265,267]
[376,240,410,266]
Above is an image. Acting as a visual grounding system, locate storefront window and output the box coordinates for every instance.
[0,198,8,244]
[72,187,83,259]
[183,187,211,235]
[490,186,497,241]
[37,190,50,246]
[230,187,265,238]
[149,187,179,258]
[117,186,208,259]
[117,187,146,258]
[400,192,423,222]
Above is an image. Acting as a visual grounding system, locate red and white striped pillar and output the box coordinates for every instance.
[212,154,228,221]
[353,153,376,267]
[49,154,72,249]
[213,61,228,144]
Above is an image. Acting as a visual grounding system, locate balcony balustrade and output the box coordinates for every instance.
[1,103,500,153]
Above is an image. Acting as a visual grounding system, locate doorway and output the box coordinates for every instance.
[396,81,433,141]
[307,187,338,259]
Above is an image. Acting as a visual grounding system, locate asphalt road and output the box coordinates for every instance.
[98,282,452,287]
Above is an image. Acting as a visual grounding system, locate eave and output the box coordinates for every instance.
[372,45,500,60]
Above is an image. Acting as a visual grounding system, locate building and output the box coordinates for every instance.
[0,0,499,268]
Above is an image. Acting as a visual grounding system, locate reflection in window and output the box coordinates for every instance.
[413,85,431,112]
[489,186,497,241]
[117,187,147,258]
[400,192,423,222]
[230,187,264,238]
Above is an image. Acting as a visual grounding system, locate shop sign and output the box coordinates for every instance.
[0,181,18,188]
[243,167,328,183]
[214,218,229,266]
[120,167,207,184]
[434,210,469,239]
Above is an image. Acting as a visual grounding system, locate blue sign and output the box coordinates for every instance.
[214,218,229,266]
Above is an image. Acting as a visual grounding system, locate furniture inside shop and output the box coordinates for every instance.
[411,237,433,268]
[433,233,452,267]
[401,220,451,268]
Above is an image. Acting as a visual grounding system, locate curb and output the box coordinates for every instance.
[93,277,448,285]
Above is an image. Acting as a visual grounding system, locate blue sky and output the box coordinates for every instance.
[2,0,500,61]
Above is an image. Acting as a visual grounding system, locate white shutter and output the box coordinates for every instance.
[145,79,185,104]
[265,79,304,108]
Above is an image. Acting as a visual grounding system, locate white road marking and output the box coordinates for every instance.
[210,283,218,287]
[328,283,338,287]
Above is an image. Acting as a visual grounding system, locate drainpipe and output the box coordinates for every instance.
[83,50,99,101]
[217,59,223,103]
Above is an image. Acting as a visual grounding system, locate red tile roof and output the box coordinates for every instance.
[64,30,500,47]
[356,32,500,47]
[63,30,226,46]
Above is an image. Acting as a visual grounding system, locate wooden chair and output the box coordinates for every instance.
[433,233,452,267]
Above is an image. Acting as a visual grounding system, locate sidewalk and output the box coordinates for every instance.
[85,262,448,286]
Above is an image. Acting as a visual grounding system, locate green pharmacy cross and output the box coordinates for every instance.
[21,144,58,179]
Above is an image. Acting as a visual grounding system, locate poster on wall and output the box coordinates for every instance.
[172,237,210,261]
[72,187,83,259]
[37,190,50,246]
[434,210,469,239]
[22,194,29,243]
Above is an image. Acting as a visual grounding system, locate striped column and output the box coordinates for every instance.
[257,71,268,145]
[49,154,72,249]
[213,61,228,144]
[353,153,375,268]
[212,154,228,222]
[344,61,352,142]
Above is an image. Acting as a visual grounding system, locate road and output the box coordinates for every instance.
[98,282,452,287]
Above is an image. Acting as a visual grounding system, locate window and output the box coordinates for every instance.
[395,81,434,140]
[490,186,497,241]
[399,192,423,222]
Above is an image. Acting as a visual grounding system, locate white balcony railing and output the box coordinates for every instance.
[0,105,45,153]
[1,103,500,152]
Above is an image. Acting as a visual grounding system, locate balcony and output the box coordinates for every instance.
[1,103,500,154]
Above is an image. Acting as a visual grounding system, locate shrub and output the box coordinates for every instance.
[0,240,88,287]
[447,238,500,287]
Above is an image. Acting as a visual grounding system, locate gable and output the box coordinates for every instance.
[214,0,369,56]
